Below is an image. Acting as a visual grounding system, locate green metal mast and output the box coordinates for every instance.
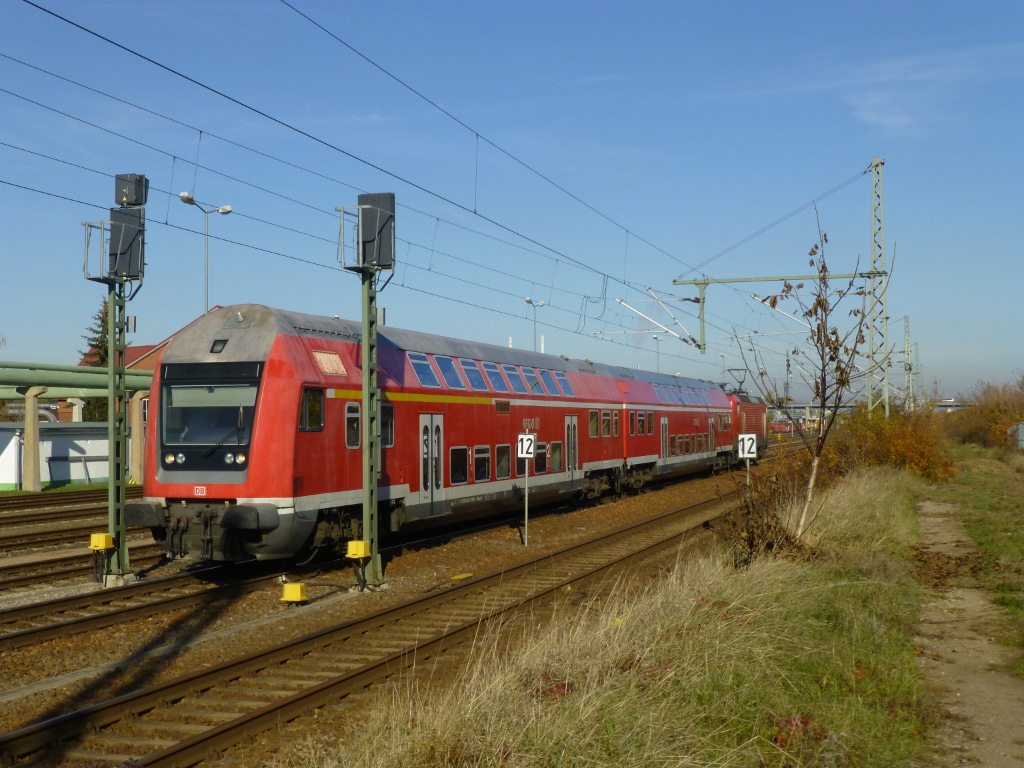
[359,266,383,584]
[106,278,131,578]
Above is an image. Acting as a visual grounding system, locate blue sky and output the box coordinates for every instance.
[1,0,1021,400]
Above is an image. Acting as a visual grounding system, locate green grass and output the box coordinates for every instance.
[280,468,932,768]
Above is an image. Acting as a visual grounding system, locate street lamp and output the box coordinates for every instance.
[525,297,546,352]
[179,191,232,314]
[652,334,662,373]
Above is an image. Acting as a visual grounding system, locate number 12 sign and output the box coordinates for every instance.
[738,434,757,460]
[517,433,537,459]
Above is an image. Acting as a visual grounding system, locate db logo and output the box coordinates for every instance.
[194,486,207,497]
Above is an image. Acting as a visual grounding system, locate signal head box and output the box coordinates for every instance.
[115,173,149,207]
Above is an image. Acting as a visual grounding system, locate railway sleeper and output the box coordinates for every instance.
[128,718,210,734]
[88,732,177,748]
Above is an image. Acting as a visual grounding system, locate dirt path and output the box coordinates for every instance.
[914,500,1024,766]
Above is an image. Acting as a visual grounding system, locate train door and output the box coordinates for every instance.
[708,418,715,452]
[564,415,578,485]
[419,414,444,516]
[660,416,669,458]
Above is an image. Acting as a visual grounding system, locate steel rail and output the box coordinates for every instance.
[0,492,732,768]
[0,487,142,513]
[0,505,108,527]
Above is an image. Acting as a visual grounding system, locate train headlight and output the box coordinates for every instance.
[224,453,235,465]
[235,453,247,465]
[164,453,175,465]
[175,453,186,464]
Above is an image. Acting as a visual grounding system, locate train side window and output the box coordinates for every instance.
[553,371,575,397]
[654,384,667,404]
[647,411,655,435]
[345,403,360,448]
[589,410,599,437]
[550,441,563,473]
[381,403,395,447]
[434,356,466,389]
[668,388,681,405]
[637,411,646,435]
[408,352,441,388]
[450,447,469,485]
[474,446,491,482]
[521,367,545,395]
[516,453,528,477]
[539,369,560,395]
[613,411,620,436]
[669,435,677,456]
[601,411,611,437]
[299,388,324,432]
[629,411,636,436]
[460,360,489,391]
[534,443,548,474]
[502,364,529,394]
[681,388,692,405]
[481,362,510,393]
[496,445,511,479]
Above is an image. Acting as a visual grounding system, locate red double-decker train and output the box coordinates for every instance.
[127,304,767,562]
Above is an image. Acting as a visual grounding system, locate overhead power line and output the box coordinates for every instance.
[18,0,650,294]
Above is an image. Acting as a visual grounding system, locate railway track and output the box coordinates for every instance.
[0,492,731,768]
[0,521,141,551]
[0,566,275,653]
[0,542,166,591]
[0,487,142,513]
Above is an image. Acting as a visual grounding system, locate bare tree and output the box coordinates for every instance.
[738,219,886,539]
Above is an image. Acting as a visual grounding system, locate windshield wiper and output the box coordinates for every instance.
[201,406,246,458]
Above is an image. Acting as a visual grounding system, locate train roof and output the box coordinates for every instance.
[168,305,724,393]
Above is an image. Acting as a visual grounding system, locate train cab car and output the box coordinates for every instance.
[127,304,767,563]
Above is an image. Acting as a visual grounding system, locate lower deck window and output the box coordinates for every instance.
[550,441,563,473]
[474,446,491,482]
[450,447,469,485]
[496,445,511,479]
[534,443,548,474]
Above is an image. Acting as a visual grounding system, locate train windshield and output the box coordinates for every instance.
[162,382,258,446]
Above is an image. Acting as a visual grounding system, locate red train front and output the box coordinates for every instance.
[127,304,767,562]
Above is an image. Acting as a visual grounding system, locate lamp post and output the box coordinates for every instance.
[179,192,232,314]
[652,334,662,373]
[525,297,546,352]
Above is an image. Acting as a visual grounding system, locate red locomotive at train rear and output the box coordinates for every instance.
[127,305,767,562]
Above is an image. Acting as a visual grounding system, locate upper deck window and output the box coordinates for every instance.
[539,369,560,395]
[521,367,545,395]
[460,360,489,391]
[408,353,441,388]
[502,364,529,395]
[481,362,510,393]
[654,384,667,404]
[553,371,575,397]
[434,356,466,389]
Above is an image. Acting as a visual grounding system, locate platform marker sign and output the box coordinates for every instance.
[738,434,757,460]
[518,433,536,546]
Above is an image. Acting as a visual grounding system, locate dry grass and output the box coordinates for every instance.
[279,467,929,768]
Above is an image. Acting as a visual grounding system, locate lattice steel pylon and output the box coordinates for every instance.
[866,158,890,416]
[902,315,915,411]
